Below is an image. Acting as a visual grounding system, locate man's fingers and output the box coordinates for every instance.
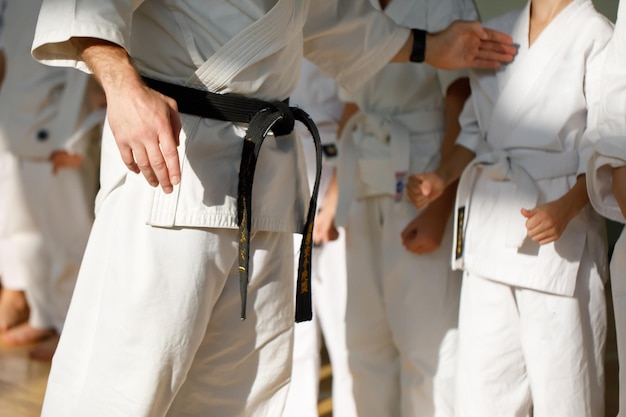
[167,99,182,147]
[475,47,515,66]
[118,144,140,173]
[146,142,174,193]
[160,133,181,187]
[482,28,514,46]
[480,39,518,57]
[133,147,160,188]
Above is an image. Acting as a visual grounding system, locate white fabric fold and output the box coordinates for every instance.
[335,109,444,227]
[454,148,579,269]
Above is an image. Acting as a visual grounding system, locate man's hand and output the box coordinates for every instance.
[49,150,83,174]
[405,172,445,209]
[106,80,182,193]
[74,38,182,194]
[426,20,517,70]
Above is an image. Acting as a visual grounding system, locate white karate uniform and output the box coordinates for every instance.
[0,152,31,291]
[586,2,626,415]
[32,1,410,416]
[282,59,356,417]
[333,1,476,416]
[0,0,18,289]
[454,1,611,416]
[0,0,102,332]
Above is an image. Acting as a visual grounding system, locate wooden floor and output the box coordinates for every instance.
[0,291,620,417]
[0,343,50,417]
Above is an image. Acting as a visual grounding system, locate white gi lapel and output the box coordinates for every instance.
[190,0,301,92]
[488,0,592,144]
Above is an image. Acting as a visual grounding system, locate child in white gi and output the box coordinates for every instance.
[586,1,626,415]
[0,0,30,335]
[282,59,357,417]
[408,0,611,415]
[315,1,476,415]
[0,0,104,360]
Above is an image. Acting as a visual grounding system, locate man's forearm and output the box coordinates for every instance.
[71,37,143,96]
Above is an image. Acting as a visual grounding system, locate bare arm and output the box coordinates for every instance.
[392,21,516,70]
[72,37,182,194]
[313,102,359,244]
[337,102,359,138]
[414,77,471,215]
[402,78,470,254]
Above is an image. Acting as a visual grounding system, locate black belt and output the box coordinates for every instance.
[142,76,320,323]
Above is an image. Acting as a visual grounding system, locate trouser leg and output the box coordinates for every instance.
[613,232,626,417]
[42,174,294,417]
[345,198,400,417]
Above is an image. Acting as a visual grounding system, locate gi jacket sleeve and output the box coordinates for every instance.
[427,0,476,95]
[32,0,143,71]
[303,0,409,94]
[579,19,614,177]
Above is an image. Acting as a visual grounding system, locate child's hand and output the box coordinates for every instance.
[401,205,448,254]
[313,205,339,245]
[521,200,573,245]
[49,150,83,174]
[406,172,446,209]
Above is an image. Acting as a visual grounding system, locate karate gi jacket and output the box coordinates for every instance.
[454,0,611,296]
[32,0,409,235]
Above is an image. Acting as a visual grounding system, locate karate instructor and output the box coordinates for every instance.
[31,1,515,416]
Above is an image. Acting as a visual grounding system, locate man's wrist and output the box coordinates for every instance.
[409,28,427,63]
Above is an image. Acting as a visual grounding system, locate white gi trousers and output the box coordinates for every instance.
[41,172,296,417]
[284,229,357,417]
[3,158,96,331]
[456,244,606,417]
[344,195,461,417]
[0,151,29,290]
[611,232,626,417]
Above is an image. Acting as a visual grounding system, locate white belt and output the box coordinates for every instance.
[453,149,579,269]
[335,110,444,227]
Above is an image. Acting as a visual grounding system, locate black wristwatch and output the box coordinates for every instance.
[410,28,427,63]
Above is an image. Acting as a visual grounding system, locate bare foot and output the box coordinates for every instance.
[0,289,30,332]
[29,334,60,361]
[1,322,56,347]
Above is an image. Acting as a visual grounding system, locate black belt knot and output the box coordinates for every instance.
[265,101,295,137]
[142,77,319,323]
